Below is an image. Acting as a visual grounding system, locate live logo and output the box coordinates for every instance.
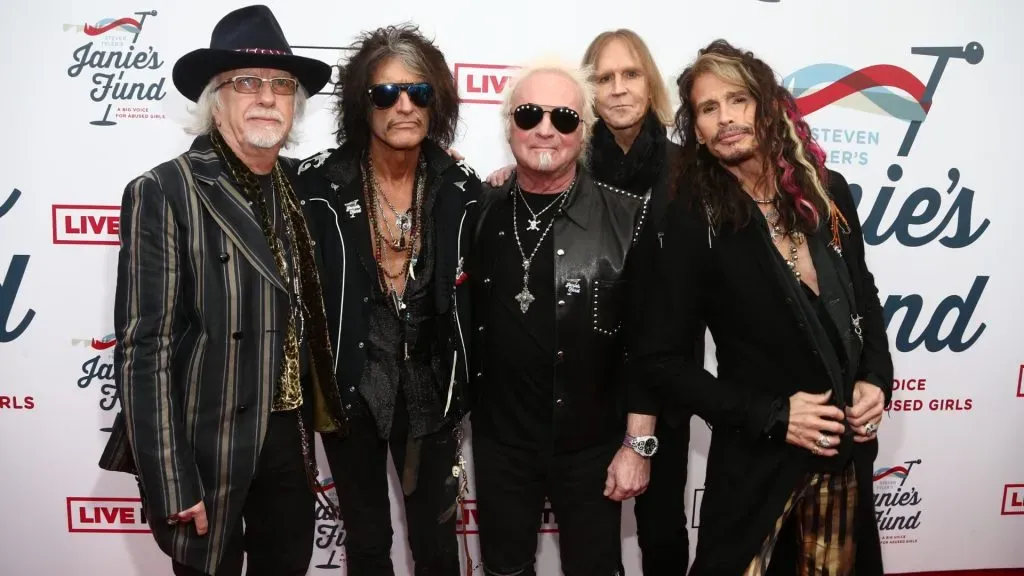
[455,499,558,534]
[454,63,519,104]
[51,205,120,246]
[1001,485,1024,515]
[67,497,150,533]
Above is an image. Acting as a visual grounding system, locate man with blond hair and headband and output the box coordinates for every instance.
[467,56,650,576]
[627,39,892,575]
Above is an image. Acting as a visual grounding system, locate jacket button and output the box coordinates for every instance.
[232,331,243,340]
[475,372,483,378]
[363,297,369,304]
[358,342,365,349]
[556,350,564,362]
[349,386,356,392]
[498,231,505,237]
[300,200,306,205]
[311,240,316,247]
[219,252,229,263]
[557,300,565,306]
[477,326,484,332]
[236,404,247,413]
[555,398,564,407]
[484,278,491,284]
[556,249,565,256]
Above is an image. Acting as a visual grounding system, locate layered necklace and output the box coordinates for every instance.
[759,195,806,283]
[511,176,575,313]
[362,153,426,313]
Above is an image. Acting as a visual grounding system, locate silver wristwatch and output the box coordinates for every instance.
[623,434,659,458]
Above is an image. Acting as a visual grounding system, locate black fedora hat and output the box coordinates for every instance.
[172,5,331,102]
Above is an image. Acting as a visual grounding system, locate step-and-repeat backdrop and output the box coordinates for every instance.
[2,0,1022,573]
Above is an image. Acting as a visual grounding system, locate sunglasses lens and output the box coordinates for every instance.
[406,83,434,107]
[513,105,543,130]
[369,84,400,108]
[550,108,580,134]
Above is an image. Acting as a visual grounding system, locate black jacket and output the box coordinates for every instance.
[589,115,696,428]
[469,165,649,453]
[627,169,892,575]
[296,140,482,427]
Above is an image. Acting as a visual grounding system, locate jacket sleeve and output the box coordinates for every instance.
[625,203,781,440]
[830,171,895,405]
[113,174,203,521]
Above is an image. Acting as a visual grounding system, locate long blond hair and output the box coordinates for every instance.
[582,29,673,126]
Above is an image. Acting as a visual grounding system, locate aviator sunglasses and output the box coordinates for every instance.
[367,82,434,109]
[512,103,581,134]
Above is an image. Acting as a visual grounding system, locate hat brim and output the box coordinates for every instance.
[172,48,332,102]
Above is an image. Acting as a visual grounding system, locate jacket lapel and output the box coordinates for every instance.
[186,136,286,293]
[809,236,863,380]
[323,149,375,276]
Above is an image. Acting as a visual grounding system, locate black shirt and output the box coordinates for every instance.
[357,174,444,440]
[473,187,565,449]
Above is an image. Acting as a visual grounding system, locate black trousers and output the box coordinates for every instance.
[320,395,460,576]
[172,409,315,576]
[634,416,691,576]
[473,435,622,576]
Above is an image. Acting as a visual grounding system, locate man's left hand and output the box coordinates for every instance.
[603,446,650,501]
[846,380,885,443]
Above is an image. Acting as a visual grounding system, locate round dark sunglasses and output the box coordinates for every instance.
[512,103,581,134]
[367,82,434,109]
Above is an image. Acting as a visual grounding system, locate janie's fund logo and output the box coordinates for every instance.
[873,459,923,545]
[73,332,118,432]
[64,11,167,126]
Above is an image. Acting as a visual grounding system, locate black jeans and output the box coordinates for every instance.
[172,409,315,576]
[634,416,691,576]
[320,395,459,576]
[473,435,622,576]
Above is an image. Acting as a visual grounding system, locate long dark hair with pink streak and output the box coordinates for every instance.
[674,39,839,237]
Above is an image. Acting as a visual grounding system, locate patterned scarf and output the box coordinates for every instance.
[209,130,344,518]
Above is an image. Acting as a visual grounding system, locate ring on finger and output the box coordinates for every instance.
[811,445,822,455]
[816,434,831,448]
[864,421,879,435]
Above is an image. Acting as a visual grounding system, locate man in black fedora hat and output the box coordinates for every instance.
[98,5,347,575]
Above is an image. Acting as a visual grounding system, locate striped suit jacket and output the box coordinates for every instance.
[99,134,347,573]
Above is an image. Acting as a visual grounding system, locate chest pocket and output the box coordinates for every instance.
[592,279,625,336]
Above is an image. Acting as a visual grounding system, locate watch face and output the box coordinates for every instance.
[643,438,656,453]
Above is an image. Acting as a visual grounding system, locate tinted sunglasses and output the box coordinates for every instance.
[512,103,581,134]
[367,82,434,109]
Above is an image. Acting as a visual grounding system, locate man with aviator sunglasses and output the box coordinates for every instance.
[466,57,649,576]
[296,24,480,576]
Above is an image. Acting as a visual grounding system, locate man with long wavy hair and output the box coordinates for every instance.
[626,39,893,575]
[296,24,481,575]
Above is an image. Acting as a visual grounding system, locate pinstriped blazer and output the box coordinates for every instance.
[98,134,346,574]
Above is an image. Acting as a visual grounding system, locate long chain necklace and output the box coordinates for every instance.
[362,154,426,313]
[511,178,574,313]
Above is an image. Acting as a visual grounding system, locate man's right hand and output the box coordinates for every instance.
[486,164,515,186]
[786,390,846,457]
[173,501,208,535]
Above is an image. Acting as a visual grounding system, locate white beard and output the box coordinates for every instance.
[537,151,553,170]
[244,126,285,149]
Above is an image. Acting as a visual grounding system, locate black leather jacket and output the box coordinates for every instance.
[296,140,482,427]
[468,165,649,452]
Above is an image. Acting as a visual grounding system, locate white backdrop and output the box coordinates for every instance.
[2,0,1023,574]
